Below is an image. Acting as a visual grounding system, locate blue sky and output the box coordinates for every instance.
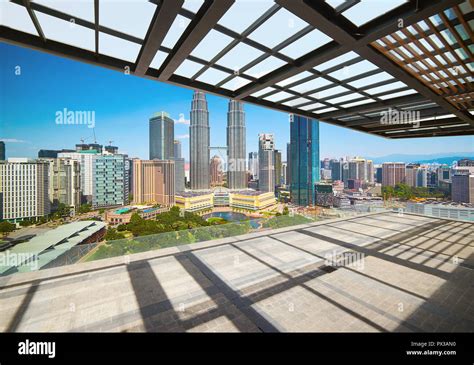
[1,42,472,162]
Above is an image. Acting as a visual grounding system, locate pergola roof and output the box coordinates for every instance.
[1,0,473,138]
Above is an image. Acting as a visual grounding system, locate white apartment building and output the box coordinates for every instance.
[41,158,81,211]
[58,151,97,203]
[0,158,50,221]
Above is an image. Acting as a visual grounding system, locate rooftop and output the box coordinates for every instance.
[1,0,472,139]
[1,211,472,332]
[177,191,213,197]
[0,221,106,275]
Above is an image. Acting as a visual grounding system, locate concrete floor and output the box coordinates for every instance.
[0,212,473,332]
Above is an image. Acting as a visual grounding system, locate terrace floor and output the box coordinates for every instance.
[0,212,473,332]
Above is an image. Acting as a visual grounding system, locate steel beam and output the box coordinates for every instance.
[22,0,46,42]
[234,0,465,100]
[383,125,474,139]
[158,0,234,81]
[318,94,428,119]
[134,0,183,76]
[362,116,462,133]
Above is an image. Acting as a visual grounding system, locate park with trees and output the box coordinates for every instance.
[382,183,448,200]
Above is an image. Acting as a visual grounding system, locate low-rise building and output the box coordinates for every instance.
[230,190,276,211]
[315,183,334,207]
[406,201,474,221]
[213,187,230,207]
[175,191,214,213]
[105,205,170,225]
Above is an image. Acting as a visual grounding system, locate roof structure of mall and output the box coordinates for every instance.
[0,221,106,275]
[1,0,473,138]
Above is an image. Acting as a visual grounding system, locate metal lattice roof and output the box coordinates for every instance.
[1,0,473,138]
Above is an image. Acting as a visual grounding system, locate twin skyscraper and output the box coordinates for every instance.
[150,90,247,191]
[190,90,246,190]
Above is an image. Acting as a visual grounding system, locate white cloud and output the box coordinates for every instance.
[176,134,189,139]
[0,138,27,143]
[174,113,190,125]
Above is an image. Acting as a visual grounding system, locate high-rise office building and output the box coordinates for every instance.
[76,143,102,153]
[0,141,5,160]
[427,171,438,187]
[258,133,275,193]
[375,166,383,183]
[43,158,81,212]
[58,150,98,203]
[0,158,50,221]
[132,159,175,206]
[342,161,349,186]
[417,167,428,187]
[348,160,358,180]
[405,164,420,187]
[322,158,330,170]
[248,152,258,180]
[452,172,474,204]
[149,111,174,160]
[210,155,224,186]
[190,91,210,190]
[38,149,75,158]
[172,140,185,193]
[348,158,367,181]
[38,150,59,158]
[104,145,119,154]
[282,162,288,186]
[286,143,291,186]
[289,115,320,206]
[174,140,182,159]
[366,160,374,184]
[382,162,406,186]
[92,154,128,208]
[227,100,246,189]
[330,159,342,181]
[274,149,282,187]
[174,158,185,193]
[437,165,452,185]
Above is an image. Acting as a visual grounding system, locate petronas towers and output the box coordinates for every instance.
[189,91,246,190]
[227,100,246,189]
[190,91,210,190]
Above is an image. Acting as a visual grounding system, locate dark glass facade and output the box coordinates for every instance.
[290,115,320,206]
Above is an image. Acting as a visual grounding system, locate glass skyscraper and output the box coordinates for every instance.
[149,111,174,160]
[227,100,246,189]
[92,154,128,208]
[258,133,275,193]
[0,141,5,161]
[190,91,210,190]
[290,114,320,206]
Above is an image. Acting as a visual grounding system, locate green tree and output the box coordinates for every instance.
[0,221,15,237]
[105,228,126,241]
[53,203,71,219]
[78,204,92,214]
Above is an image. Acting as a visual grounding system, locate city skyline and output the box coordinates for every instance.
[2,43,473,163]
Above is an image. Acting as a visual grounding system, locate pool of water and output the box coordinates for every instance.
[204,212,261,229]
